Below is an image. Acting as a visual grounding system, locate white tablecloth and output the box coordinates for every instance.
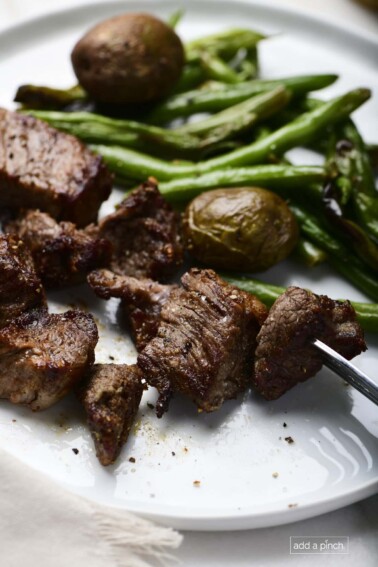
[1,1,377,566]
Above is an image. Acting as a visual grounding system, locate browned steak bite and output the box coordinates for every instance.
[98,179,183,280]
[0,309,98,411]
[138,268,268,417]
[88,268,177,351]
[5,209,111,288]
[79,364,143,466]
[0,234,46,328]
[0,108,112,226]
[253,286,367,400]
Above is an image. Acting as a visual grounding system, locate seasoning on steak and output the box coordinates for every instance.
[0,108,112,226]
[0,309,98,411]
[253,286,367,400]
[88,268,177,351]
[79,364,143,466]
[138,268,268,417]
[5,209,111,288]
[0,234,46,329]
[98,179,183,280]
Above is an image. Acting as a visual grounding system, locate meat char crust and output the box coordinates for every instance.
[0,108,112,226]
[5,209,111,288]
[98,179,183,280]
[0,309,98,411]
[253,286,367,400]
[88,269,176,351]
[0,233,46,329]
[79,364,143,466]
[138,268,268,417]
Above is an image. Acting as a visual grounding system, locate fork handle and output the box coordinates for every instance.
[312,338,378,406]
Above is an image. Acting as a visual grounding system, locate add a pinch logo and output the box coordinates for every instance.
[290,536,349,554]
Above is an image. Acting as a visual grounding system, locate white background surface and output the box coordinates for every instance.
[0,0,377,565]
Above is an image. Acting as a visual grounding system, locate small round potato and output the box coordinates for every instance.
[71,13,185,104]
[183,187,299,272]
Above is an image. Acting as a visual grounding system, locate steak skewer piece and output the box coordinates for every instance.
[78,364,144,466]
[138,268,268,417]
[97,179,183,281]
[0,309,98,411]
[0,108,112,226]
[88,269,177,351]
[0,234,46,329]
[5,209,111,288]
[253,286,367,400]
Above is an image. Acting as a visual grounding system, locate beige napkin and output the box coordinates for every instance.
[0,448,182,567]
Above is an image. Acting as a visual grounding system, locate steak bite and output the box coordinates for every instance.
[0,234,46,329]
[138,268,268,417]
[98,179,183,280]
[79,364,144,466]
[0,108,112,226]
[253,286,367,400]
[88,268,176,351]
[0,309,98,411]
[5,209,111,288]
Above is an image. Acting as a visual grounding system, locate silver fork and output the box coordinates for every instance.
[312,338,378,406]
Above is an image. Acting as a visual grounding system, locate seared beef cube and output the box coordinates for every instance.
[0,234,46,328]
[138,268,268,416]
[5,209,111,288]
[88,269,176,351]
[98,179,183,280]
[0,309,98,411]
[0,109,112,226]
[79,364,143,466]
[253,286,367,400]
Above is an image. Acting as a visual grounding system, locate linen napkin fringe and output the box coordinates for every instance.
[93,510,182,567]
[0,447,182,567]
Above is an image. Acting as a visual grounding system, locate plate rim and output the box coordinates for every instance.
[0,0,377,531]
[0,0,377,49]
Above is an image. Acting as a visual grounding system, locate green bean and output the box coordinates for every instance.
[14,84,87,110]
[234,47,259,81]
[325,206,378,273]
[340,121,378,242]
[200,52,241,83]
[221,275,378,333]
[92,89,370,181]
[147,74,338,123]
[156,165,325,202]
[197,88,370,173]
[29,111,249,160]
[367,144,378,173]
[252,125,273,141]
[291,204,378,301]
[25,110,203,158]
[174,29,264,93]
[169,62,206,94]
[28,87,288,159]
[90,144,190,180]
[294,238,328,267]
[95,147,323,194]
[186,28,265,59]
[178,86,290,135]
[323,128,378,271]
[167,9,184,29]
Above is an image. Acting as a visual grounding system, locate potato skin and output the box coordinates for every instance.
[183,187,299,272]
[71,13,185,104]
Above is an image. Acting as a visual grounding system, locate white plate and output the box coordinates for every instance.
[0,0,377,531]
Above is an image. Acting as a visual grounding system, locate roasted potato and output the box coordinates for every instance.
[71,13,185,104]
[183,187,299,272]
